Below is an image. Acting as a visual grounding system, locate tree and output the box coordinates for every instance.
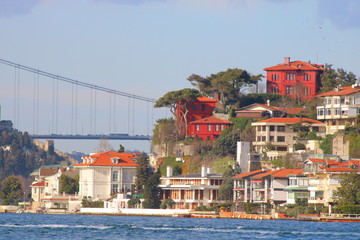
[154,88,201,138]
[59,174,79,194]
[188,68,262,109]
[95,139,114,153]
[320,64,357,93]
[0,175,23,205]
[160,198,175,209]
[118,144,125,153]
[135,153,152,193]
[142,171,161,209]
[218,164,240,201]
[212,126,241,156]
[335,170,360,206]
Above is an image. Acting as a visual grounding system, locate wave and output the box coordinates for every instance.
[0,224,111,230]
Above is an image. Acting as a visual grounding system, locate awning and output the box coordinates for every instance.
[251,179,263,183]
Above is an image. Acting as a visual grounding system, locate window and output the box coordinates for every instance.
[201,104,206,111]
[111,184,119,194]
[277,126,285,132]
[277,136,285,142]
[257,136,261,142]
[335,108,341,115]
[112,171,119,181]
[272,86,278,93]
[272,74,279,81]
[325,108,331,116]
[261,136,266,142]
[286,73,295,80]
[208,125,211,131]
[215,124,219,131]
[312,126,319,132]
[196,124,199,131]
[304,87,310,95]
[262,126,266,131]
[289,179,298,186]
[270,126,275,131]
[270,136,274,142]
[285,86,293,94]
[221,125,224,130]
[277,146,287,151]
[317,109,324,116]
[257,126,261,131]
[304,74,311,81]
[334,98,340,105]
[192,104,196,111]
[325,98,331,105]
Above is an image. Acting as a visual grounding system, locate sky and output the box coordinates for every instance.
[0,0,359,154]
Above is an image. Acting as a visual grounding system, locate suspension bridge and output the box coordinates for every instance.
[0,58,163,141]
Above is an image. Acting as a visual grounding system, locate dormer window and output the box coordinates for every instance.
[111,157,120,164]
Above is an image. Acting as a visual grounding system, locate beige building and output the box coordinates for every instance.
[159,166,224,209]
[316,85,360,134]
[252,117,325,159]
[303,158,360,207]
[75,151,138,200]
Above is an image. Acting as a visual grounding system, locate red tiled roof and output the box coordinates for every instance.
[232,169,264,179]
[264,60,323,71]
[281,108,305,115]
[190,116,233,124]
[75,151,138,167]
[316,86,360,97]
[254,117,324,124]
[251,169,281,178]
[31,181,45,187]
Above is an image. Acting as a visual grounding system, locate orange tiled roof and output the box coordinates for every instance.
[197,96,218,103]
[264,60,324,71]
[75,151,138,167]
[272,169,303,177]
[316,86,360,97]
[251,169,281,178]
[254,117,324,124]
[232,169,264,179]
[190,116,233,124]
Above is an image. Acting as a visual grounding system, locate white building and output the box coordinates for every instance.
[75,151,138,200]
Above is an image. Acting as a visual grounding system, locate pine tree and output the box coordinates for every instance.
[142,171,161,209]
[135,153,152,193]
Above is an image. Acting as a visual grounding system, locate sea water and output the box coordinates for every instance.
[0,213,359,240]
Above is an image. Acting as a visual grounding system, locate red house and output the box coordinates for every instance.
[264,57,324,101]
[189,116,233,140]
[176,96,218,136]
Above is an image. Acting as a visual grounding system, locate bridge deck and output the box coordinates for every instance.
[29,134,151,140]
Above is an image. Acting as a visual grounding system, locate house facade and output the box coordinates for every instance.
[235,103,305,119]
[233,168,303,205]
[189,116,233,140]
[303,158,360,207]
[176,96,218,137]
[316,85,360,134]
[252,117,325,159]
[265,57,324,101]
[74,151,138,200]
[159,166,224,209]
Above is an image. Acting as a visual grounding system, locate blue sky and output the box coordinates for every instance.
[0,0,359,153]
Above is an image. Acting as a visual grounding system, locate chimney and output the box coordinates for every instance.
[166,166,173,177]
[284,57,290,65]
[201,166,207,177]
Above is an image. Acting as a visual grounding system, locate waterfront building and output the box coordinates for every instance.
[284,172,309,204]
[159,166,224,209]
[251,117,325,159]
[235,103,304,119]
[75,151,138,201]
[316,85,360,134]
[303,158,360,207]
[233,168,303,204]
[265,57,323,101]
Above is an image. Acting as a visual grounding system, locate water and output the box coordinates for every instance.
[0,213,359,240]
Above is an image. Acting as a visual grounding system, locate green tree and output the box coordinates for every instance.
[160,198,175,209]
[0,175,23,205]
[335,171,360,207]
[142,171,161,209]
[320,64,357,93]
[118,144,125,153]
[59,174,79,194]
[218,165,240,201]
[212,126,240,156]
[188,68,262,109]
[319,134,334,154]
[135,153,152,193]
[155,88,201,138]
[127,198,141,208]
